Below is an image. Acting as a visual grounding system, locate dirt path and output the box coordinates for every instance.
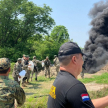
[78,69,108,91]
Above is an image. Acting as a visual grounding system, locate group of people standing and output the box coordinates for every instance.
[1,41,108,108]
[12,54,40,88]
[0,54,60,107]
[12,54,60,88]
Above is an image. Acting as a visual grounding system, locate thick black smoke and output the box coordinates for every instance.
[89,1,108,18]
[83,0,108,73]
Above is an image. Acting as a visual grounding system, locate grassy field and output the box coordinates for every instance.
[79,72,108,84]
[9,74,55,108]
[9,72,108,108]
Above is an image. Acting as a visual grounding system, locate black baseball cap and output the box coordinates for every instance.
[58,41,86,57]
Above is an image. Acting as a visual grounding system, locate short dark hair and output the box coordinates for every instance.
[59,55,72,65]
[0,67,9,74]
[59,54,79,66]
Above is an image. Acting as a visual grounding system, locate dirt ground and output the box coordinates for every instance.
[39,64,108,91]
[80,64,108,91]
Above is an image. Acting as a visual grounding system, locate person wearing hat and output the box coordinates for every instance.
[31,56,39,81]
[26,55,31,83]
[53,55,60,75]
[44,56,51,78]
[21,55,29,87]
[0,58,25,107]
[80,61,86,79]
[12,58,22,85]
[48,41,108,108]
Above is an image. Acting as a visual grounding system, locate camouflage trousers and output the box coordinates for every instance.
[55,64,60,75]
[13,76,20,85]
[45,67,50,78]
[26,70,31,81]
[22,69,31,84]
[31,67,38,81]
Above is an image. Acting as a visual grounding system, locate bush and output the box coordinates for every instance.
[10,62,15,75]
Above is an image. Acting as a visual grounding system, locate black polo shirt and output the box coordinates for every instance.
[47,70,95,108]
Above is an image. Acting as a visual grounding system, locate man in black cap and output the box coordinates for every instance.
[47,41,108,108]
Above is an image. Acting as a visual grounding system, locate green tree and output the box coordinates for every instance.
[0,0,55,47]
[50,25,70,43]
[0,0,55,61]
[32,26,70,61]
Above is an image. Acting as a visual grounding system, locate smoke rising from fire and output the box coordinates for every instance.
[83,0,108,73]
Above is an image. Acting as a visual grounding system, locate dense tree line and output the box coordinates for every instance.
[0,0,70,62]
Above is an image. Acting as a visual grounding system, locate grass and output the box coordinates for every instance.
[8,72,108,108]
[9,74,55,108]
[79,72,108,84]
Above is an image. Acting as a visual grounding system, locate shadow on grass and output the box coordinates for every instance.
[34,94,49,98]
[37,77,55,82]
[49,77,56,80]
[27,83,41,89]
[26,93,36,96]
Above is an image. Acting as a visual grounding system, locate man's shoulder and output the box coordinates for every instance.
[44,60,47,62]
[48,60,50,62]
[22,59,25,62]
[53,71,83,94]
[55,71,81,86]
[34,59,37,62]
[1,78,20,88]
[0,77,25,107]
[15,62,19,66]
[9,79,19,86]
[22,59,24,63]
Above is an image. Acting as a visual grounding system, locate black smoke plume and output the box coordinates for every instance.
[83,0,108,73]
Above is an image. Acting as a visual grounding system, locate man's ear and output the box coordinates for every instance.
[72,56,77,64]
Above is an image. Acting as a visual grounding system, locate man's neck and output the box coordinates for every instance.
[60,66,78,79]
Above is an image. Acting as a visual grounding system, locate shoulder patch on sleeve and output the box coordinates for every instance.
[81,93,90,102]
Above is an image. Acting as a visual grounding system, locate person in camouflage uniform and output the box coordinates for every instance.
[21,55,30,87]
[80,61,86,79]
[80,69,84,79]
[0,58,25,108]
[31,56,38,81]
[44,56,51,78]
[12,58,22,85]
[53,55,60,75]
[26,56,31,83]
